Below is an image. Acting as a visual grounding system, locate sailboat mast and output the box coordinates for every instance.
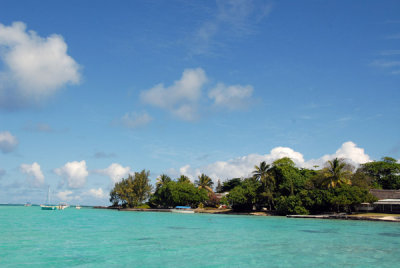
[46,186,50,204]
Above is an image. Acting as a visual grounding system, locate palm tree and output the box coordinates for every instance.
[253,161,275,210]
[156,174,171,189]
[321,158,353,188]
[253,161,270,182]
[195,174,214,193]
[177,175,191,183]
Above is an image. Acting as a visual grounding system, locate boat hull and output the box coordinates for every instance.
[171,209,195,213]
[40,205,57,210]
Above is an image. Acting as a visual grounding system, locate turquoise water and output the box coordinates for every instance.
[1,206,400,267]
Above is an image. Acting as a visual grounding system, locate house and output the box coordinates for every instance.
[370,189,400,213]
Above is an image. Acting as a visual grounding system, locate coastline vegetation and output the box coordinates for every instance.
[109,156,400,215]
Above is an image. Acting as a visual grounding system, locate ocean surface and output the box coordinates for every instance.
[1,206,400,267]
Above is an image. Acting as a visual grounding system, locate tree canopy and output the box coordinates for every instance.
[109,155,398,214]
[109,170,153,208]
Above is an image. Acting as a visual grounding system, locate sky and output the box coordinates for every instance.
[0,0,399,206]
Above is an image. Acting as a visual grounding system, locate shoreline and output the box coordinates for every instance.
[93,206,400,222]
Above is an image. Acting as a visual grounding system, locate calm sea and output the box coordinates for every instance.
[1,206,399,267]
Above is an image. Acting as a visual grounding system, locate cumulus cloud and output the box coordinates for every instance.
[20,162,44,186]
[86,188,107,199]
[55,160,88,188]
[140,68,207,121]
[0,21,80,108]
[208,83,253,110]
[0,131,18,153]
[316,141,370,167]
[179,141,370,183]
[95,163,131,183]
[118,111,153,128]
[56,190,80,201]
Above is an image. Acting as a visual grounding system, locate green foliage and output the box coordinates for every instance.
[359,157,400,189]
[136,204,151,209]
[351,169,374,189]
[195,173,214,193]
[227,179,260,211]
[220,196,229,206]
[149,180,208,208]
[269,158,306,196]
[221,178,242,192]
[177,175,191,183]
[225,157,382,214]
[109,170,153,208]
[319,158,353,189]
[275,195,309,215]
[110,156,392,214]
[156,174,172,190]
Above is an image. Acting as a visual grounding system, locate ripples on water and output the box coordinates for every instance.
[1,206,400,267]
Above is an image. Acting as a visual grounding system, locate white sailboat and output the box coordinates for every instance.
[40,187,57,210]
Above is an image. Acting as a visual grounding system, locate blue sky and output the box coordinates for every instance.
[0,0,399,205]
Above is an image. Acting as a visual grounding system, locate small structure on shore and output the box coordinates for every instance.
[355,203,375,212]
[373,199,400,213]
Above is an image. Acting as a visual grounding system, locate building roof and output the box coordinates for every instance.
[374,199,400,205]
[370,189,400,200]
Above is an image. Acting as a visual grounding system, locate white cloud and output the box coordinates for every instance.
[86,188,108,199]
[0,131,18,153]
[56,190,80,201]
[55,160,88,188]
[179,141,370,183]
[20,162,44,186]
[316,141,370,167]
[140,68,207,121]
[208,83,253,110]
[119,112,153,128]
[0,21,80,108]
[96,163,131,183]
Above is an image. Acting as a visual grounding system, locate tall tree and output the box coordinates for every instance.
[252,161,270,182]
[221,178,242,192]
[109,170,153,208]
[177,175,191,184]
[359,156,400,189]
[253,161,275,209]
[216,179,223,193]
[156,174,171,189]
[149,180,208,208]
[195,173,214,193]
[321,158,353,189]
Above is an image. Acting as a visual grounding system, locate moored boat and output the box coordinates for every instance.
[40,205,57,210]
[41,187,57,210]
[57,203,69,210]
[171,206,195,213]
